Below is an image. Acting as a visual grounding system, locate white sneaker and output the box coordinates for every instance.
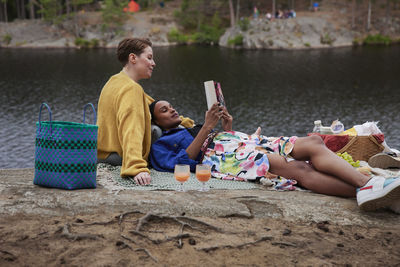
[356,176,400,211]
[368,152,400,169]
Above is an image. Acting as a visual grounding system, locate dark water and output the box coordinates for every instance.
[1,46,400,169]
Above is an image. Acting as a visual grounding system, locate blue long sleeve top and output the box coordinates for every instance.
[149,128,202,172]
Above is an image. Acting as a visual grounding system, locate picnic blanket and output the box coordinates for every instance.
[97,163,261,193]
[96,163,400,194]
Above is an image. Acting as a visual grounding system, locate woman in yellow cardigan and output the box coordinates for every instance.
[97,38,193,185]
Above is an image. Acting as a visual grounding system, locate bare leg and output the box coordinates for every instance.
[268,154,356,197]
[289,135,370,188]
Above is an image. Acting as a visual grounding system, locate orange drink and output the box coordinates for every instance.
[175,172,190,182]
[174,164,190,192]
[195,164,211,192]
[196,169,211,182]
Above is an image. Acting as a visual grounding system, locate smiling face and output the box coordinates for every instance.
[153,101,182,130]
[132,46,156,80]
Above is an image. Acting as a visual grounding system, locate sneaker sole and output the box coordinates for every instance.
[368,154,400,169]
[359,182,400,211]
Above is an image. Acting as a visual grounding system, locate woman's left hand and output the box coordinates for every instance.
[221,106,233,131]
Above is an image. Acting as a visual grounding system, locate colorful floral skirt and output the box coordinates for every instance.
[202,131,298,190]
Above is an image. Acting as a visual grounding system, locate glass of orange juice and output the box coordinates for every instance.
[174,164,190,192]
[196,164,211,192]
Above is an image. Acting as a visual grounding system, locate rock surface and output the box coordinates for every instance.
[1,168,400,266]
[0,11,176,48]
[220,16,357,49]
[1,168,399,225]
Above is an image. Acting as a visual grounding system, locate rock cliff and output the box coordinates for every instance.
[219,17,357,49]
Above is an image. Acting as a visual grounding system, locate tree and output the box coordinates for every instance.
[351,0,356,29]
[385,0,390,34]
[228,0,234,26]
[1,0,8,23]
[227,0,241,27]
[235,0,239,24]
[174,0,206,31]
[102,0,128,28]
[15,0,26,19]
[29,0,35,19]
[367,0,372,31]
[36,0,58,21]
[272,0,276,17]
[66,0,71,15]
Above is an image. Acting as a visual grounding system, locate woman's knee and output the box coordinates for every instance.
[291,135,325,160]
[306,135,325,146]
[302,135,327,155]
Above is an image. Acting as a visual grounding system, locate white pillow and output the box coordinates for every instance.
[151,124,163,144]
[151,124,185,144]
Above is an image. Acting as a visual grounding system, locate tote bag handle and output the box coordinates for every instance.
[38,103,53,136]
[83,103,97,125]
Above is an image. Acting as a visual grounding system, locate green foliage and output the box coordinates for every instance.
[363,34,392,45]
[320,33,335,45]
[37,0,61,22]
[168,22,224,46]
[167,28,189,44]
[174,0,204,30]
[211,11,221,29]
[71,0,93,6]
[173,4,225,46]
[181,0,190,11]
[15,41,27,46]
[227,34,243,46]
[352,38,361,46]
[36,0,93,23]
[137,0,150,9]
[192,23,224,44]
[304,42,311,47]
[75,38,99,48]
[2,33,12,45]
[90,38,99,47]
[102,0,128,26]
[238,17,250,31]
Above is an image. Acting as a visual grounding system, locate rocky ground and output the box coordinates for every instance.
[0,5,178,48]
[220,9,400,49]
[1,168,400,266]
[220,12,358,49]
[1,1,399,49]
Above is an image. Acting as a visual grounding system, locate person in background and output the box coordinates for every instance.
[253,6,260,19]
[289,9,296,18]
[313,2,319,12]
[149,100,400,212]
[97,38,193,185]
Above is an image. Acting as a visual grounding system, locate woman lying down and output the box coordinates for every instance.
[148,100,400,212]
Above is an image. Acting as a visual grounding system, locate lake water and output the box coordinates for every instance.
[1,46,399,169]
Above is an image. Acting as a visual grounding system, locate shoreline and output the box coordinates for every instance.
[2,15,399,51]
[1,42,399,50]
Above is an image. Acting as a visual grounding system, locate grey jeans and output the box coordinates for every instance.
[97,152,122,166]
